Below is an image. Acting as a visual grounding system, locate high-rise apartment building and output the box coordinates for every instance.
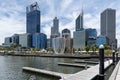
[26,2,40,34]
[101,8,117,49]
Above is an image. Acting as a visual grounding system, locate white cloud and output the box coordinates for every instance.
[84,13,100,35]
[0,0,120,48]
[0,0,25,44]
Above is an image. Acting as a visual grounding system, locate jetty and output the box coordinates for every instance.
[58,62,91,68]
[22,67,71,78]
[74,60,99,64]
[60,60,112,80]
[22,60,112,80]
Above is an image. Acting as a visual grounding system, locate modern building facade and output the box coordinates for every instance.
[11,34,19,45]
[62,28,71,49]
[101,8,117,49]
[86,28,97,39]
[4,37,12,47]
[96,35,109,47]
[19,33,32,48]
[86,28,97,46]
[47,39,51,48]
[62,28,71,38]
[87,38,96,46]
[76,10,84,31]
[26,2,40,34]
[73,30,86,49]
[32,33,47,49]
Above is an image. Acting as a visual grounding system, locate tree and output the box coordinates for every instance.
[90,45,96,53]
[78,48,81,51]
[104,44,111,50]
[10,43,18,51]
[72,48,76,53]
[65,48,71,53]
[85,46,90,54]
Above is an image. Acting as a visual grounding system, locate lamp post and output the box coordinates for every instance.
[99,44,104,80]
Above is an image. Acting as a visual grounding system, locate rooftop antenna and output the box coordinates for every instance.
[56,5,58,19]
[81,4,84,16]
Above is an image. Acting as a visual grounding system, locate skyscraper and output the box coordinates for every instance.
[50,17,60,48]
[26,2,40,34]
[51,17,60,37]
[101,8,117,49]
[76,10,84,31]
[73,9,86,49]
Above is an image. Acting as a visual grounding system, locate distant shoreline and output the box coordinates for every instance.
[0,52,116,59]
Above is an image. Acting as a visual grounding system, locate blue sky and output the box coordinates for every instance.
[0,0,120,46]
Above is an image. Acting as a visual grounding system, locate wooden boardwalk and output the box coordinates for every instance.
[60,60,112,80]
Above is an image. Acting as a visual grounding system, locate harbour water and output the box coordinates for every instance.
[0,56,83,80]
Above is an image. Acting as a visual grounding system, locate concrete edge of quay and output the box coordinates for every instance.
[22,67,71,79]
[1,53,118,59]
[58,62,91,68]
[108,61,120,80]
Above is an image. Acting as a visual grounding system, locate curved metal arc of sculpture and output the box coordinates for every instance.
[52,37,66,54]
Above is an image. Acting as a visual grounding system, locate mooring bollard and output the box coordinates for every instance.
[112,50,115,64]
[116,52,118,62]
[85,63,87,70]
[99,44,104,80]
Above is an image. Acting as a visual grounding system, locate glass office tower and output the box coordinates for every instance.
[101,8,117,49]
[32,33,47,49]
[26,2,40,34]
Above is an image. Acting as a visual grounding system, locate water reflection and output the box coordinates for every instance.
[0,56,82,80]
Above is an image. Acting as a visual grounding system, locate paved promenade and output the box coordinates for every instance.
[116,62,120,80]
